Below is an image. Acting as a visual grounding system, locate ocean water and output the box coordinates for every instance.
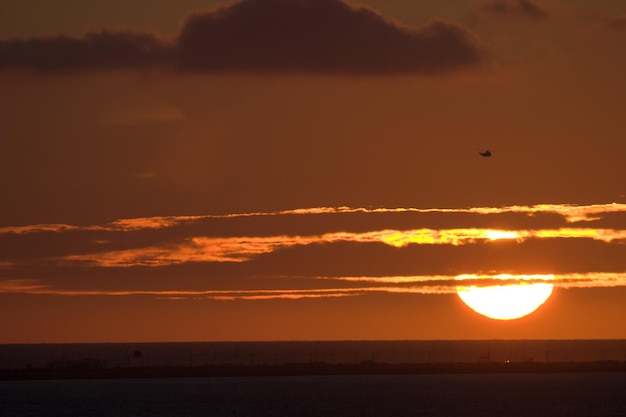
[2,373,626,417]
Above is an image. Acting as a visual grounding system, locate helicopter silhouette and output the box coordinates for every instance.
[479,150,492,157]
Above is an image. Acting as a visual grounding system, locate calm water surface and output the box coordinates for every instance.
[2,373,626,417]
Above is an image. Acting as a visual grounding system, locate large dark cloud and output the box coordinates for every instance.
[0,0,487,75]
[478,0,547,20]
[176,0,487,74]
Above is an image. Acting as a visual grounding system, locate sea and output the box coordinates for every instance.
[2,340,626,417]
[2,373,626,417]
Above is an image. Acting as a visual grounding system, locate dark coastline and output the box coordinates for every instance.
[3,340,626,381]
[3,361,626,381]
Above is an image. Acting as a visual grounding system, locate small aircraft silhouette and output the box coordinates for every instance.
[479,150,492,157]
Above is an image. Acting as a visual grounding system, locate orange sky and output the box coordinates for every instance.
[1,0,626,343]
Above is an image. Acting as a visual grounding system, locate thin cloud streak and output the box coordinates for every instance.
[2,273,625,300]
[329,273,626,290]
[57,227,626,267]
[2,203,624,235]
[0,215,206,235]
[0,286,363,299]
[384,228,626,247]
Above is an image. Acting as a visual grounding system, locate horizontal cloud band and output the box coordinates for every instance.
[3,202,625,236]
[52,226,626,267]
[2,273,624,300]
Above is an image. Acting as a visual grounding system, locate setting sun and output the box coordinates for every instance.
[456,274,554,320]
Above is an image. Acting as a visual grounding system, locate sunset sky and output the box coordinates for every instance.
[1,0,625,343]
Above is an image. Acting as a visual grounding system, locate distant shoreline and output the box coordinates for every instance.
[2,361,626,381]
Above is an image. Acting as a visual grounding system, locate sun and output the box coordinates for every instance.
[456,274,554,320]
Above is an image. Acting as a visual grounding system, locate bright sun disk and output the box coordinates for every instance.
[456,274,554,320]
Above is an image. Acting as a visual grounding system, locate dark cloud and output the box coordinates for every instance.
[478,0,547,20]
[176,0,487,74]
[0,30,173,72]
[0,0,487,75]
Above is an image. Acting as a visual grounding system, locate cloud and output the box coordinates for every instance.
[0,279,47,293]
[0,0,487,75]
[478,0,548,20]
[3,203,626,291]
[0,30,173,72]
[3,203,626,305]
[176,0,487,74]
[48,227,626,268]
[2,273,626,300]
[2,203,624,236]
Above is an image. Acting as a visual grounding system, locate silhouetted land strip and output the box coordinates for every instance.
[2,361,626,381]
